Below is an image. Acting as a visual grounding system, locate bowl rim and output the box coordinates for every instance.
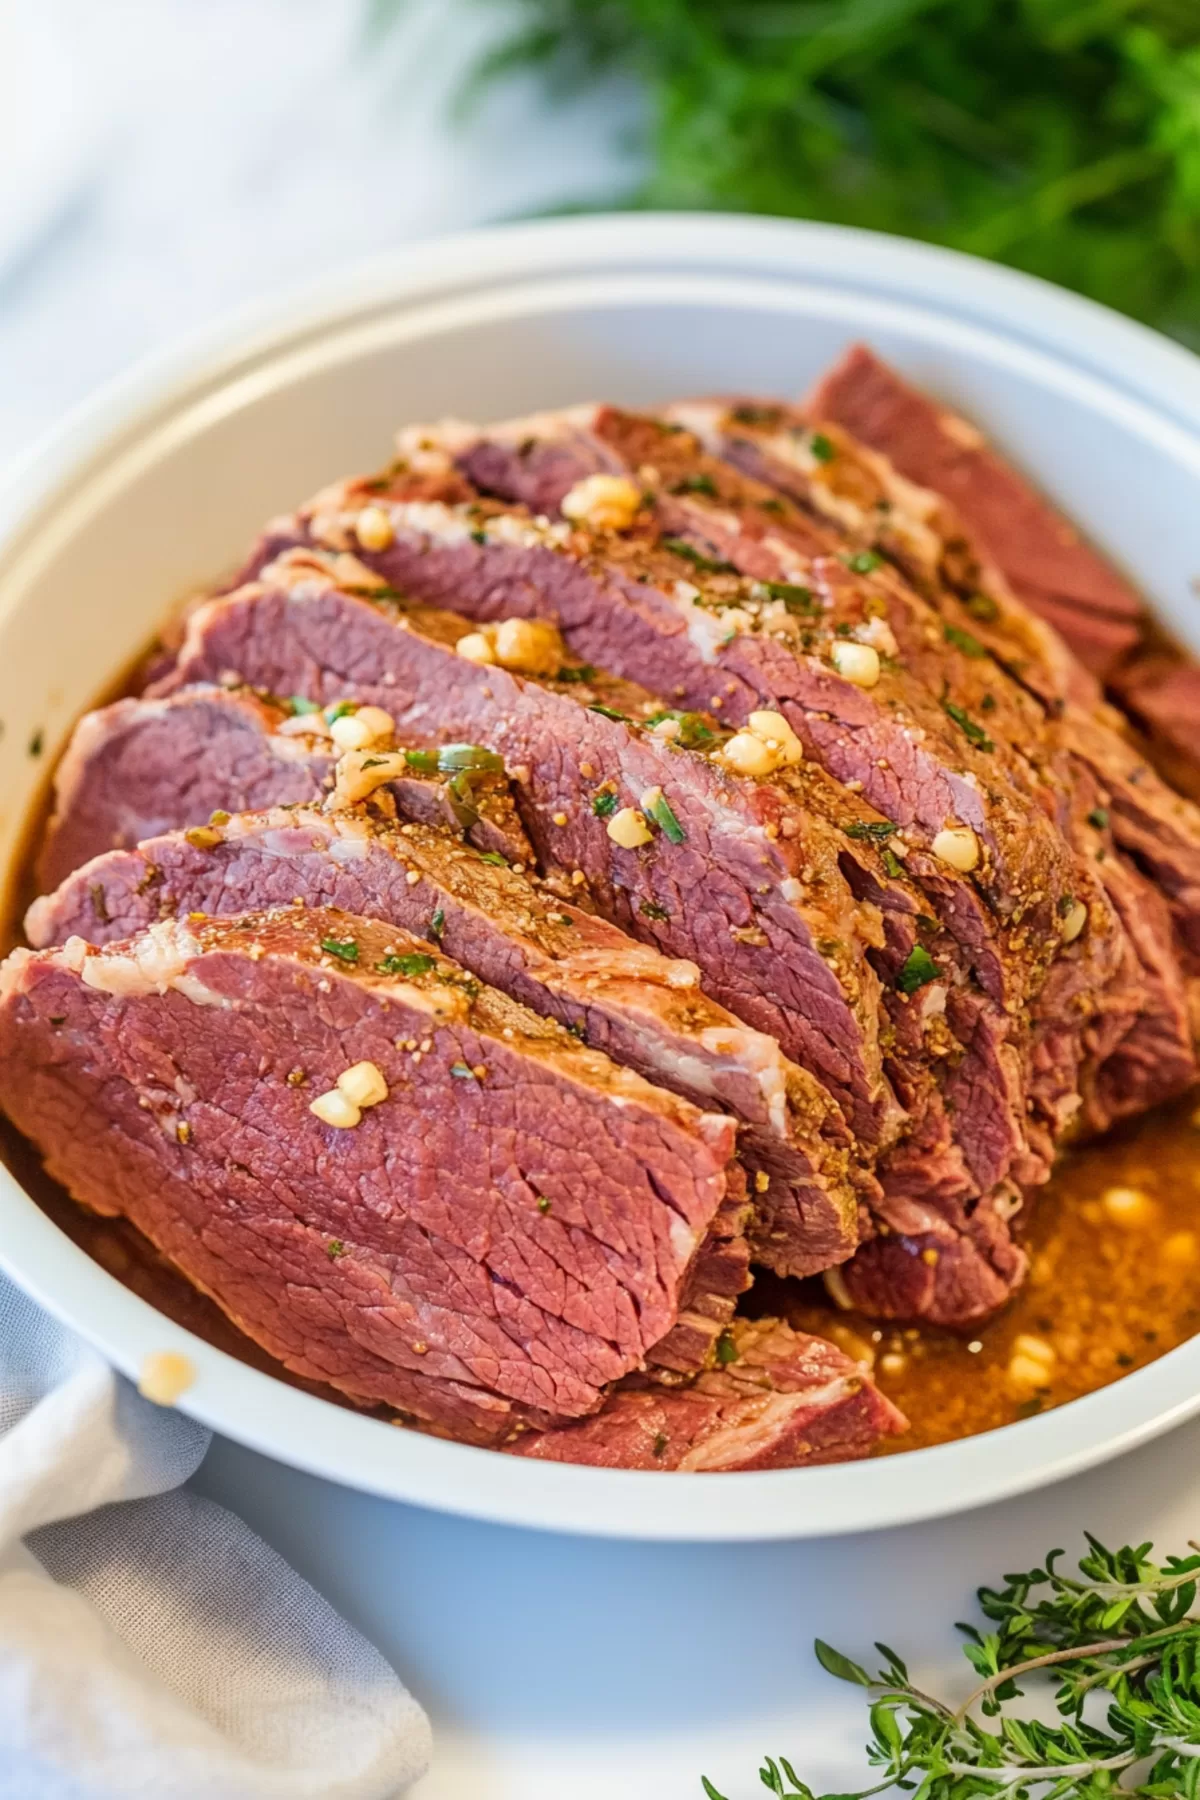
[3,211,1200,1542]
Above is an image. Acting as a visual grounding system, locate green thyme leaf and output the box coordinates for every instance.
[758,580,817,613]
[808,432,836,463]
[813,1641,872,1687]
[477,851,509,866]
[429,907,445,940]
[714,1329,739,1365]
[588,703,630,723]
[592,790,619,817]
[669,472,718,496]
[943,622,988,658]
[378,952,435,976]
[644,788,686,843]
[896,945,939,994]
[643,708,716,746]
[659,535,738,574]
[942,698,994,753]
[320,938,359,964]
[639,899,670,921]
[843,820,898,842]
[554,663,598,683]
[437,743,504,774]
[1088,806,1110,829]
[846,550,882,574]
[403,748,439,774]
[881,848,904,880]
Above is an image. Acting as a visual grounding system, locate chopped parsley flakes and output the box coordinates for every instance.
[896,945,940,995]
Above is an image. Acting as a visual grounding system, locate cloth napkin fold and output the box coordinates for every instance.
[0,1274,431,1800]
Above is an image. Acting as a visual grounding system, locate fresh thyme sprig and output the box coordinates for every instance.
[702,1536,1200,1799]
[403,0,1200,349]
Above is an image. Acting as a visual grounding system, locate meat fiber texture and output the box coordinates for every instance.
[207,435,1136,1321]
[28,800,862,1282]
[145,557,1046,1321]
[37,683,531,889]
[0,907,751,1441]
[514,1315,906,1470]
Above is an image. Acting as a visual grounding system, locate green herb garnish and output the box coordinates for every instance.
[669,472,718,496]
[378,952,435,977]
[592,791,619,817]
[325,700,357,722]
[588,703,630,723]
[881,848,904,880]
[808,432,835,463]
[659,535,738,574]
[287,695,322,716]
[965,593,1000,623]
[429,908,445,940]
[403,748,439,775]
[843,820,898,842]
[643,708,716,747]
[326,1240,347,1260]
[1088,806,1110,830]
[536,1195,552,1214]
[896,945,940,995]
[757,580,817,614]
[639,900,670,921]
[437,743,504,774]
[942,699,994,753]
[714,1330,739,1366]
[320,938,359,964]
[943,623,987,658]
[644,789,686,843]
[846,550,883,574]
[554,663,598,683]
[477,851,509,866]
[469,528,488,545]
[703,1535,1200,1800]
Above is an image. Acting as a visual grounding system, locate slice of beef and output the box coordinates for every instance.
[151,554,1054,1325]
[0,908,742,1438]
[151,556,902,1155]
[28,801,862,1278]
[805,343,1144,675]
[512,1315,906,1469]
[37,683,531,890]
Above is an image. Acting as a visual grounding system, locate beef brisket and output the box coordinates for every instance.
[513,1315,906,1469]
[805,343,1144,677]
[0,908,744,1437]
[151,555,902,1154]
[28,801,862,1277]
[37,682,531,889]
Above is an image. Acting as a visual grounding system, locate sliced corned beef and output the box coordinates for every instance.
[512,1315,906,1469]
[37,682,531,889]
[149,555,1052,1324]
[0,908,743,1437]
[27,800,862,1278]
[804,343,1144,676]
[150,557,902,1154]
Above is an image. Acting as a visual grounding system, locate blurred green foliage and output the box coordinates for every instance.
[407,0,1200,343]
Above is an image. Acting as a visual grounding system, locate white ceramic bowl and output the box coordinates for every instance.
[3,214,1200,1542]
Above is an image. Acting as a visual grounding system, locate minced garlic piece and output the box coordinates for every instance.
[138,1350,196,1407]
[1061,899,1089,943]
[337,1060,389,1109]
[722,731,778,779]
[606,807,652,849]
[746,710,804,767]
[830,641,881,688]
[330,706,395,752]
[355,506,395,552]
[456,630,496,666]
[561,473,643,533]
[333,748,409,806]
[931,826,980,873]
[492,616,564,677]
[310,1088,362,1129]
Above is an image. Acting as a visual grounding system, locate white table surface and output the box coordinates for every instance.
[4,6,1197,1793]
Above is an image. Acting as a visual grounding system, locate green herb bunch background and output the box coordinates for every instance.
[429,0,1200,346]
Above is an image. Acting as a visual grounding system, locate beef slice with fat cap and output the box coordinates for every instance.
[28,799,861,1280]
[735,358,1200,1108]
[151,557,901,1154]
[37,683,531,890]
[0,907,745,1438]
[243,421,1127,1149]
[803,343,1144,675]
[152,555,1040,1325]
[513,1314,905,1470]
